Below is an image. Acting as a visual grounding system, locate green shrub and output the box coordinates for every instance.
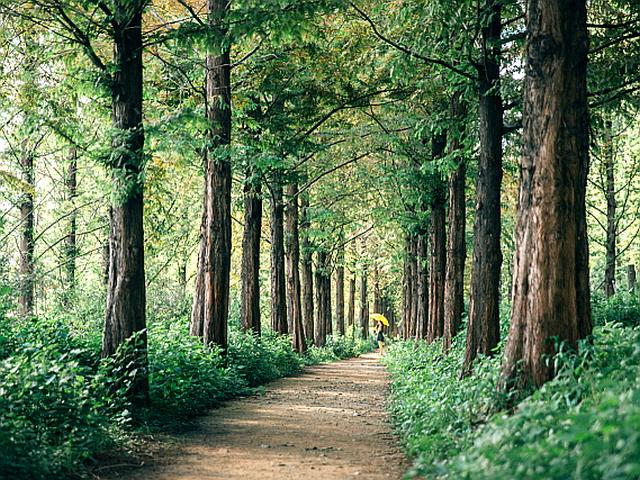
[592,292,640,327]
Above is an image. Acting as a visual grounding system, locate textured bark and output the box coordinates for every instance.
[270,180,288,334]
[501,0,591,389]
[336,263,345,336]
[190,0,232,350]
[190,196,206,337]
[402,238,412,339]
[443,99,467,352]
[63,147,78,298]
[101,2,149,406]
[359,263,369,339]
[628,265,637,293]
[410,238,419,338]
[285,182,305,353]
[464,0,503,373]
[416,235,429,339]
[428,135,447,342]
[300,193,314,343]
[241,171,262,335]
[347,273,356,328]
[603,119,616,298]
[18,150,35,318]
[314,251,331,347]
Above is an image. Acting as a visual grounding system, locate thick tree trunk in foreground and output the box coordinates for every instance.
[428,134,447,342]
[347,273,356,328]
[359,263,369,339]
[285,182,305,353]
[444,99,467,352]
[464,0,503,374]
[501,0,591,389]
[603,120,616,298]
[241,171,262,335]
[19,151,35,318]
[190,0,232,350]
[101,3,149,406]
[336,262,345,336]
[271,180,288,334]
[300,193,314,343]
[63,147,78,299]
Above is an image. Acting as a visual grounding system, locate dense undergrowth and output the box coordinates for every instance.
[0,301,373,480]
[385,293,640,479]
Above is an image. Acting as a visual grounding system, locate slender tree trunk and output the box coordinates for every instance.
[19,151,35,318]
[501,0,590,389]
[416,235,429,339]
[285,182,305,352]
[347,272,356,329]
[464,0,503,373]
[314,250,331,347]
[190,196,207,337]
[63,147,77,301]
[101,2,149,406]
[270,180,288,334]
[190,0,232,349]
[603,119,616,297]
[410,237,420,338]
[241,170,262,335]
[402,237,412,339]
[359,263,369,339]
[300,193,314,343]
[444,98,467,352]
[628,265,637,294]
[336,262,345,336]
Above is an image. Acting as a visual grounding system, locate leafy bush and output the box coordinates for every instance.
[385,322,640,479]
[592,292,640,327]
[303,333,375,365]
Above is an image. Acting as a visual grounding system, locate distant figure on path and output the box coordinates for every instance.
[376,323,385,356]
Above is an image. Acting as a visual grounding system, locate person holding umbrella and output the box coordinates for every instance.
[371,313,389,356]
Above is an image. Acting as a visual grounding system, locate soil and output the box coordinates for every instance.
[101,352,409,480]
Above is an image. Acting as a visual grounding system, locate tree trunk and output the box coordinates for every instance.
[464,0,503,373]
[416,235,429,339]
[270,180,288,334]
[285,182,305,353]
[410,237,420,338]
[347,273,356,329]
[603,118,616,298]
[190,0,232,350]
[501,0,590,389]
[63,147,78,300]
[300,192,314,343]
[628,265,637,294]
[314,250,331,347]
[359,263,369,339]
[101,2,149,406]
[443,98,467,352]
[241,170,262,335]
[190,196,207,337]
[336,262,345,336]
[402,237,412,339]
[19,151,35,318]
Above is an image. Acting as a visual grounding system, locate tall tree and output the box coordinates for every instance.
[285,181,306,352]
[271,178,288,334]
[190,0,233,349]
[501,0,591,389]
[347,271,356,328]
[63,146,78,300]
[300,192,315,342]
[18,148,35,318]
[240,169,262,335]
[359,261,369,339]
[335,247,346,336]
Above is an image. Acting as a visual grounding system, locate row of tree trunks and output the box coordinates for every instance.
[285,182,306,353]
[501,0,592,389]
[427,134,447,342]
[464,0,504,375]
[189,0,232,351]
[443,97,467,352]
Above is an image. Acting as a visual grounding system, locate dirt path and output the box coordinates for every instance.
[106,352,408,480]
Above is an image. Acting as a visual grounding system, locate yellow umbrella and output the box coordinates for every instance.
[371,313,389,326]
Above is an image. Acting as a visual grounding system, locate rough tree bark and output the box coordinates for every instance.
[410,238,420,338]
[501,0,591,389]
[241,170,262,335]
[443,98,467,352]
[285,182,306,353]
[628,265,637,294]
[428,134,447,342]
[347,272,356,329]
[336,258,345,336]
[18,148,35,318]
[101,2,149,406]
[464,0,503,373]
[300,192,314,343]
[603,118,616,297]
[270,179,288,334]
[359,263,369,339]
[314,250,331,347]
[416,235,429,339]
[63,147,78,299]
[190,0,232,350]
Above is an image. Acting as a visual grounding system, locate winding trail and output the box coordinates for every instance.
[107,352,408,480]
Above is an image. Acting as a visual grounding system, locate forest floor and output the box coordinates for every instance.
[100,352,409,480]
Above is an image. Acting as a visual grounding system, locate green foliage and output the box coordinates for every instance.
[386,322,640,479]
[304,333,375,364]
[592,292,640,327]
